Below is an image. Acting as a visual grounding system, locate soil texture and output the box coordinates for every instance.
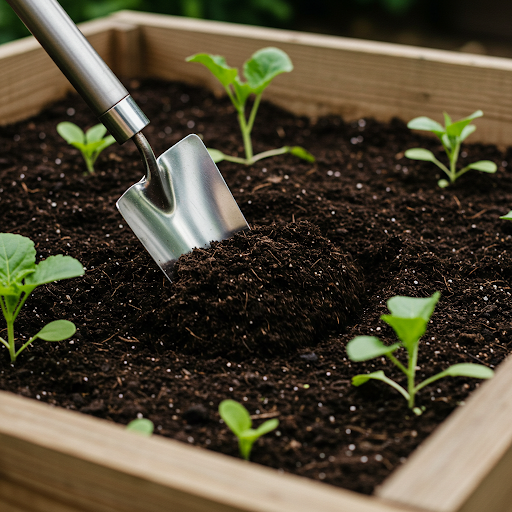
[0,79,511,495]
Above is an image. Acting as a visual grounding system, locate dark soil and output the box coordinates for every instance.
[1,79,511,495]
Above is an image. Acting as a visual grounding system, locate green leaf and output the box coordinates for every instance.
[243,47,293,93]
[85,124,107,143]
[442,363,494,379]
[57,122,84,144]
[126,418,154,436]
[500,210,512,221]
[381,316,428,352]
[207,148,226,163]
[346,336,400,362]
[25,255,84,287]
[0,233,36,288]
[219,399,252,436]
[386,292,440,321]
[407,117,444,134]
[405,148,437,163]
[446,110,483,138]
[289,146,315,162]
[466,160,497,173]
[92,135,116,155]
[352,370,387,386]
[186,53,238,88]
[36,319,76,341]
[459,124,476,142]
[443,112,452,127]
[253,418,279,436]
[438,179,450,188]
[233,77,254,106]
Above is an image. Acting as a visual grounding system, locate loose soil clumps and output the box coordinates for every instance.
[144,221,364,358]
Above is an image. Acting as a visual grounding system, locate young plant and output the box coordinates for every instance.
[219,399,279,460]
[57,121,115,175]
[405,110,497,188]
[0,233,84,363]
[126,418,154,436]
[346,292,494,414]
[186,47,315,165]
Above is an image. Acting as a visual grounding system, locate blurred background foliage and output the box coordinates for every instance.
[1,0,511,57]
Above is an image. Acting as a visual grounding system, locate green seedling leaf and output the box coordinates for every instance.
[466,160,497,173]
[207,148,226,163]
[35,319,76,341]
[243,47,293,93]
[0,233,36,288]
[0,233,83,363]
[459,124,476,142]
[443,112,452,126]
[346,336,400,362]
[219,399,251,435]
[407,116,444,133]
[25,254,84,288]
[126,418,155,436]
[404,148,437,163]
[381,315,428,353]
[187,47,310,166]
[219,399,278,460]
[289,146,316,162]
[442,363,494,379]
[186,53,238,88]
[57,121,116,174]
[56,121,84,144]
[500,210,512,220]
[352,371,410,402]
[85,124,107,143]
[386,292,440,321]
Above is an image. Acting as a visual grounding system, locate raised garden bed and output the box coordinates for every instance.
[2,11,512,512]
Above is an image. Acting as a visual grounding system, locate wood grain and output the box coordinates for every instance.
[378,354,512,512]
[112,11,512,147]
[0,391,417,512]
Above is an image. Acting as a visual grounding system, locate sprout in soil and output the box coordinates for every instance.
[0,233,84,363]
[219,399,279,460]
[346,292,494,414]
[57,121,115,175]
[126,418,154,436]
[405,110,497,188]
[186,47,315,165]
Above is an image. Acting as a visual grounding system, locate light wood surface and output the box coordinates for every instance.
[0,18,117,126]
[112,11,512,147]
[0,391,417,512]
[378,353,512,512]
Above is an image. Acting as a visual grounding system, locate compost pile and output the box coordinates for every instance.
[0,79,511,494]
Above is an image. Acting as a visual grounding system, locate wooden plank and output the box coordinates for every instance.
[112,10,512,147]
[0,18,118,126]
[0,392,418,512]
[377,353,512,512]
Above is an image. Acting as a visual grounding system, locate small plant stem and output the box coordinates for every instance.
[246,93,262,135]
[387,353,408,375]
[449,141,461,183]
[85,157,95,175]
[252,147,290,163]
[237,110,253,163]
[15,335,37,359]
[377,374,410,401]
[218,154,250,165]
[7,318,15,362]
[407,344,419,409]
[0,336,8,350]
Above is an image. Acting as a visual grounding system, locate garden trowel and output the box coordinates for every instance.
[8,0,249,280]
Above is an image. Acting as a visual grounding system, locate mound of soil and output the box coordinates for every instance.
[143,221,363,358]
[0,78,511,495]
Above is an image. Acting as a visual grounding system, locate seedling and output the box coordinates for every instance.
[186,47,315,165]
[219,399,279,460]
[57,121,115,174]
[500,211,512,221]
[126,418,154,436]
[405,110,497,187]
[346,292,494,414]
[0,233,84,363]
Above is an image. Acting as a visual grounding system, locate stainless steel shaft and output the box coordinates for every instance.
[6,0,148,143]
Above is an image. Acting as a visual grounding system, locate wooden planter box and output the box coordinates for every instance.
[1,11,512,512]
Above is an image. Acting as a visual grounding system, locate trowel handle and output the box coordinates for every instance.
[6,0,149,144]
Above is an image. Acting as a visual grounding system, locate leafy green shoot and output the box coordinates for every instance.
[219,399,279,460]
[346,292,494,413]
[57,122,115,175]
[0,233,84,363]
[126,418,155,436]
[186,47,315,165]
[405,111,497,188]
[500,211,512,221]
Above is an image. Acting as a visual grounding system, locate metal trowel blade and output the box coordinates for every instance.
[116,134,249,280]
